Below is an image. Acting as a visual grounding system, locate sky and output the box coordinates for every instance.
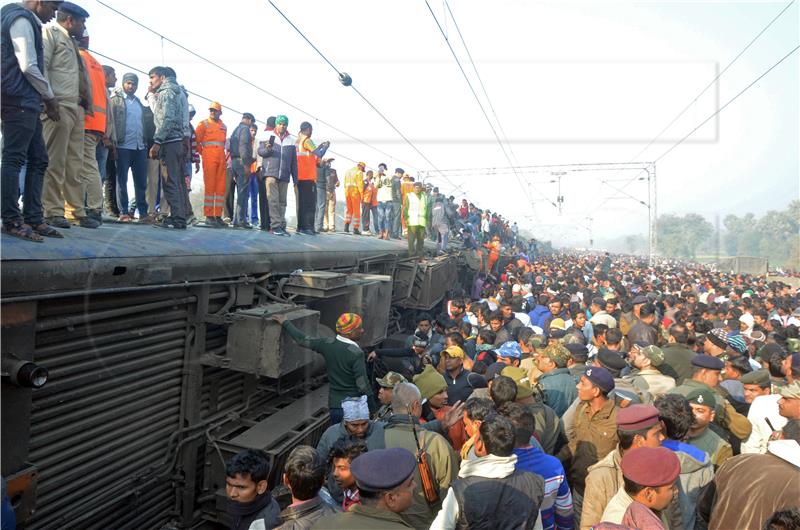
[17,0,799,247]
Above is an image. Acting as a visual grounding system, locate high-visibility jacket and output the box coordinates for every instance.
[405,192,428,227]
[195,118,227,154]
[296,133,318,181]
[79,49,107,134]
[344,167,364,196]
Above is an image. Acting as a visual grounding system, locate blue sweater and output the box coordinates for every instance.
[514,446,574,530]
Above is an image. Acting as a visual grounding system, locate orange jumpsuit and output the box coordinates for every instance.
[343,166,364,229]
[484,240,501,273]
[400,177,414,231]
[195,117,227,217]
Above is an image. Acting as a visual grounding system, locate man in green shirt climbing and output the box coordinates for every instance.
[273,312,375,424]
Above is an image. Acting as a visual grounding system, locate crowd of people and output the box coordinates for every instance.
[2,0,526,247]
[217,252,800,530]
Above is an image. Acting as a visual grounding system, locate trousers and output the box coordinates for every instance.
[82,132,103,211]
[376,201,393,235]
[41,102,85,219]
[145,157,162,216]
[392,200,401,237]
[231,159,250,225]
[116,147,149,217]
[158,141,186,223]
[407,225,426,257]
[296,180,316,231]
[345,191,361,229]
[324,190,336,231]
[266,176,288,230]
[201,147,226,217]
[1,105,47,227]
[314,182,327,231]
[255,174,270,230]
[248,173,259,223]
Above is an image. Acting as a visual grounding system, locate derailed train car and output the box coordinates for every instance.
[0,225,464,529]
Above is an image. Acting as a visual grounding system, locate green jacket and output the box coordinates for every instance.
[403,192,429,227]
[383,415,459,529]
[283,321,375,411]
[311,504,412,529]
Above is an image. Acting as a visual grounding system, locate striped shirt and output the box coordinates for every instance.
[514,446,574,530]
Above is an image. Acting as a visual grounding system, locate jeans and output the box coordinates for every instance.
[377,201,393,234]
[248,173,259,223]
[437,227,449,253]
[392,200,401,237]
[256,174,270,230]
[231,159,250,225]
[314,182,327,231]
[116,147,148,217]
[1,105,47,227]
[158,141,186,223]
[96,142,109,182]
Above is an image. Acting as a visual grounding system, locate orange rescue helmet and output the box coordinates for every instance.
[209,101,222,112]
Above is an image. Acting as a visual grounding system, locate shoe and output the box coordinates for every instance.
[234,222,252,229]
[153,218,187,229]
[77,216,100,229]
[273,229,290,237]
[353,229,361,235]
[138,215,154,225]
[44,216,71,229]
[223,217,232,224]
[187,214,198,225]
[204,217,219,227]
[344,223,350,233]
[216,217,229,228]
[362,230,372,236]
[87,209,103,226]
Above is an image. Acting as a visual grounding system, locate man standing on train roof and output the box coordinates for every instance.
[404,180,429,259]
[195,101,227,227]
[1,0,63,241]
[272,312,375,425]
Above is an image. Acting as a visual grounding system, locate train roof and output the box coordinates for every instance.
[1,224,421,298]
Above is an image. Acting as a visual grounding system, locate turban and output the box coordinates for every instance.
[275,115,289,125]
[342,395,370,422]
[336,313,362,335]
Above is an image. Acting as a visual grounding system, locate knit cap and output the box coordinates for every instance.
[413,365,447,401]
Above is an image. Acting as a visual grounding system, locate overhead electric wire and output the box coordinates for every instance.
[443,0,519,164]
[653,43,800,164]
[93,0,417,171]
[265,0,468,197]
[590,0,797,211]
[88,49,362,165]
[424,0,556,213]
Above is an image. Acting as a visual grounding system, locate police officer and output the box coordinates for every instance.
[313,448,417,529]
[375,371,407,421]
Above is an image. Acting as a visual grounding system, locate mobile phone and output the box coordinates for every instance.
[268,135,275,146]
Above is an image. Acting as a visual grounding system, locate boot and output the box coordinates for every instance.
[353,228,361,235]
[344,222,350,233]
[87,209,103,226]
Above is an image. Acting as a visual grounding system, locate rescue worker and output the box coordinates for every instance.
[295,121,329,235]
[343,162,365,234]
[76,31,106,227]
[41,1,94,229]
[484,235,501,275]
[195,101,227,227]
[404,180,429,259]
